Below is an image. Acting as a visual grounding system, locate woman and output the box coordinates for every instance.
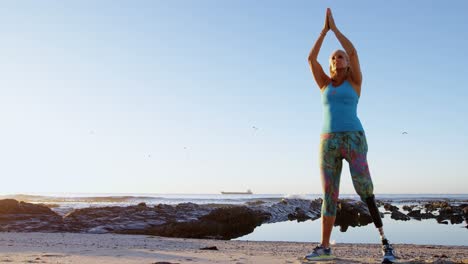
[305,8,396,263]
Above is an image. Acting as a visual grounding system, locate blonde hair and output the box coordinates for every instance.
[329,49,351,79]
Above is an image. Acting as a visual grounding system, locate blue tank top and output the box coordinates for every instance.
[321,80,364,133]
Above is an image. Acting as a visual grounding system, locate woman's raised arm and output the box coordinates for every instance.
[307,10,331,90]
[327,8,362,86]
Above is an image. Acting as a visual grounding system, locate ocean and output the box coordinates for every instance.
[2,193,467,246]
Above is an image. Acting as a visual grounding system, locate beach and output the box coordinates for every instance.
[1,195,466,263]
[1,232,467,264]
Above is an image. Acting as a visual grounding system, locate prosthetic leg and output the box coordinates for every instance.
[365,195,396,263]
[365,195,383,228]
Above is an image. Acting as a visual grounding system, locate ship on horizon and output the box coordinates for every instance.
[220,189,253,195]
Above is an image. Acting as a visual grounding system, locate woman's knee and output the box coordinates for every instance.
[356,187,374,201]
[352,175,374,200]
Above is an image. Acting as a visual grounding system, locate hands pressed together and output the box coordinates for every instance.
[323,8,338,34]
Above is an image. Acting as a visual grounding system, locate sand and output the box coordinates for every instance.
[0,232,467,264]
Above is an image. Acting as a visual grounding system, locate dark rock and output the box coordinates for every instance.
[450,215,464,225]
[391,210,410,221]
[137,202,147,207]
[335,199,374,231]
[114,198,322,239]
[402,205,417,212]
[200,246,218,250]
[0,199,64,232]
[462,206,468,218]
[63,203,212,233]
[0,199,55,215]
[421,212,436,219]
[383,203,399,212]
[408,209,422,219]
[407,210,435,220]
[287,208,310,222]
[435,203,465,225]
[122,206,268,240]
[424,201,450,212]
[439,206,454,215]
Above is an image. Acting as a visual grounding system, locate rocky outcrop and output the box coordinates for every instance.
[436,203,466,225]
[0,198,319,239]
[119,206,269,240]
[0,199,64,232]
[62,202,214,233]
[2,198,466,239]
[400,201,467,225]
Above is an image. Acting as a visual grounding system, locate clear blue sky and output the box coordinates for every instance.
[1,1,467,195]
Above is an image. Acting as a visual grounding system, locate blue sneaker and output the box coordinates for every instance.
[303,244,335,261]
[381,239,396,263]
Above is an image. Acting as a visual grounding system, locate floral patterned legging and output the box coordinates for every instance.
[319,131,374,216]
